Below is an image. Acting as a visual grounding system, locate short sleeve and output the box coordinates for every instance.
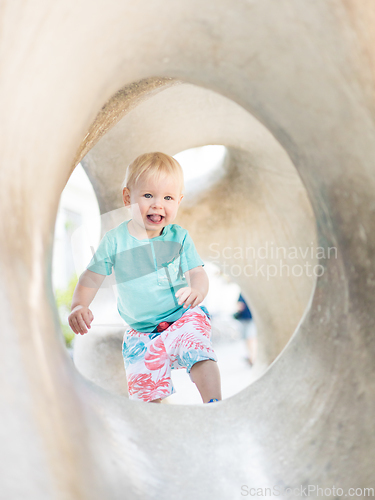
[86,233,115,275]
[180,231,204,274]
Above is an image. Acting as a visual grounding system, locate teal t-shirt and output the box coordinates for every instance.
[86,220,204,332]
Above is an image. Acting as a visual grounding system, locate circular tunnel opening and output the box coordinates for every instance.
[53,79,318,405]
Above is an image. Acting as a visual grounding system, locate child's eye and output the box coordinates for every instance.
[165,196,172,200]
[144,193,152,198]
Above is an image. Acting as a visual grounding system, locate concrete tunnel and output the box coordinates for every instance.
[0,1,374,499]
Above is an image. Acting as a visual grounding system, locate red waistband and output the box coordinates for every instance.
[156,321,173,332]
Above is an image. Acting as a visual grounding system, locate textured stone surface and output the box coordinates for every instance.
[0,1,375,499]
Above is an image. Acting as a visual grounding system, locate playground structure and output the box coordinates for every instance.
[1,1,375,498]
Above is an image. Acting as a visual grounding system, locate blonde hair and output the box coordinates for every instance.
[122,152,184,194]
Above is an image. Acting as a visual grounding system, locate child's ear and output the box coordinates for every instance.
[123,187,131,206]
[178,194,184,205]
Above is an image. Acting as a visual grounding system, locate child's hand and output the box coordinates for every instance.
[175,287,204,309]
[68,305,94,335]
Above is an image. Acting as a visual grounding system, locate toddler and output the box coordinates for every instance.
[68,152,222,403]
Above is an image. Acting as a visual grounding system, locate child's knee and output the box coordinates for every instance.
[189,358,218,381]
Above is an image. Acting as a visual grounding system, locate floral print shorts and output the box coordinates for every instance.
[122,305,217,402]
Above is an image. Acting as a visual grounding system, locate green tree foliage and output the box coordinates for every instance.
[54,275,78,348]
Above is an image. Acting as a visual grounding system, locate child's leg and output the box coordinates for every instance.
[162,305,221,403]
[122,329,175,402]
[190,359,222,403]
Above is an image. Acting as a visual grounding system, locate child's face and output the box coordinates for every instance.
[123,173,184,238]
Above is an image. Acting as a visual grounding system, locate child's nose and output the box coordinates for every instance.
[151,197,164,208]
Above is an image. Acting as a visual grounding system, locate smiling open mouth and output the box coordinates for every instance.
[147,214,164,223]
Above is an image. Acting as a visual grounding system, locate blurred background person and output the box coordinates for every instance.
[234,293,257,366]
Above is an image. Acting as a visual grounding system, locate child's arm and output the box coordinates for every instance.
[175,266,209,309]
[68,270,106,335]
